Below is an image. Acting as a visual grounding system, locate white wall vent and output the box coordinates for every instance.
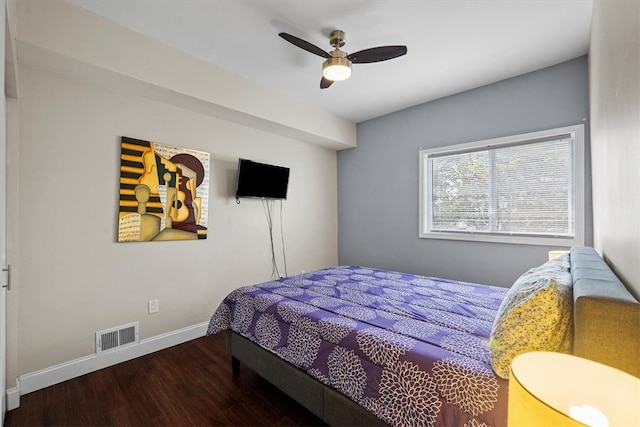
[96,322,139,354]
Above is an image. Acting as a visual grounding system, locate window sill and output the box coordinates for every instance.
[419,230,583,246]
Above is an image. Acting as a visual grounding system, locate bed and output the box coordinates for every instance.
[206,247,640,426]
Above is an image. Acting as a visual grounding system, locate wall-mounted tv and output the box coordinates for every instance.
[235,158,290,200]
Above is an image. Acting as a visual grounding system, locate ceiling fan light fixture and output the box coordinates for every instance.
[322,57,352,81]
[279,30,407,89]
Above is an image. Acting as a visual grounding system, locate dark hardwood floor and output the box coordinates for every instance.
[4,332,326,426]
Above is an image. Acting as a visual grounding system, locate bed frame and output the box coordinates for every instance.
[226,247,640,425]
[227,330,387,426]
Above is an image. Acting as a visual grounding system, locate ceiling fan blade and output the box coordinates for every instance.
[320,77,334,89]
[279,32,331,59]
[347,45,407,64]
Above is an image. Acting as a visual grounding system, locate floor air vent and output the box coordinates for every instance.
[96,322,139,353]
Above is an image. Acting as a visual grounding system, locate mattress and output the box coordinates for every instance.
[207,266,509,426]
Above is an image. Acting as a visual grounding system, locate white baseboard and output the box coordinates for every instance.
[7,382,19,411]
[7,321,209,409]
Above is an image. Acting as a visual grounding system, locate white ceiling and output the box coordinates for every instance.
[68,0,593,123]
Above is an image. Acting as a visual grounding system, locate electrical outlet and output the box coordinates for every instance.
[148,299,159,314]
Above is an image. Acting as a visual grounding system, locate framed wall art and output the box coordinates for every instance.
[118,136,210,242]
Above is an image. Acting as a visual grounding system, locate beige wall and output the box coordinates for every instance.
[7,63,338,382]
[6,0,345,389]
[589,0,640,299]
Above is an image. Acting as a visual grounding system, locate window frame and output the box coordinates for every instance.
[419,124,585,246]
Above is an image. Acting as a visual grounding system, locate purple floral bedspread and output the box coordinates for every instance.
[207,266,509,427]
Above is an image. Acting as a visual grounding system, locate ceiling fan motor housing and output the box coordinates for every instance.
[329,30,346,48]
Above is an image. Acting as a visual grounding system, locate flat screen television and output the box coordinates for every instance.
[235,158,290,200]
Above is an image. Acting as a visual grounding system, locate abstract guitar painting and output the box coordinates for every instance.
[117,136,210,242]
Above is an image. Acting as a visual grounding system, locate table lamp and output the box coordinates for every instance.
[509,351,640,426]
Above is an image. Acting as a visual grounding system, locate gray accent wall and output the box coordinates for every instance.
[338,56,591,288]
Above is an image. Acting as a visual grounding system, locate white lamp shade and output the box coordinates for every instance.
[549,250,570,260]
[509,352,640,426]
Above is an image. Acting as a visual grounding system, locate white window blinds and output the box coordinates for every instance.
[420,125,584,245]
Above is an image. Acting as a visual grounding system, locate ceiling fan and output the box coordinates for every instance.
[278,30,407,89]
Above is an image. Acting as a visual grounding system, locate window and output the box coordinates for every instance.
[419,125,585,246]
